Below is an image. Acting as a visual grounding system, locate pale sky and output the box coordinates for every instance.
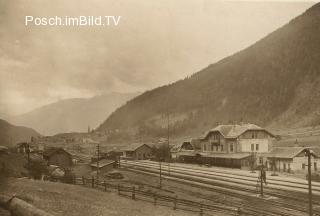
[0,0,317,116]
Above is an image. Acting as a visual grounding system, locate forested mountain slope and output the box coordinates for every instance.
[98,4,320,140]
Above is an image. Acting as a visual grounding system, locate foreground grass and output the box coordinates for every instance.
[2,178,193,216]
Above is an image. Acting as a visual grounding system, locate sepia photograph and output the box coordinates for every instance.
[1,0,320,215]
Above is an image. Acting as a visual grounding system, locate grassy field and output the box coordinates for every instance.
[2,178,194,216]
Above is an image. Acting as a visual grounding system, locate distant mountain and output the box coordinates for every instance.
[97,4,320,141]
[0,119,40,147]
[11,92,139,135]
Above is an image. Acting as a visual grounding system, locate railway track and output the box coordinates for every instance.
[121,160,320,216]
[123,160,320,194]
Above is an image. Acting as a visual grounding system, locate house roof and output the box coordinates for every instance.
[121,143,151,152]
[202,123,274,140]
[171,141,195,152]
[266,147,319,159]
[0,146,8,152]
[83,138,99,144]
[29,152,45,162]
[90,159,115,168]
[43,147,71,157]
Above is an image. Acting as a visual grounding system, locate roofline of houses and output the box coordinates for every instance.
[202,128,275,140]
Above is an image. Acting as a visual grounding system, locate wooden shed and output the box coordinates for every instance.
[90,159,115,173]
[43,148,73,168]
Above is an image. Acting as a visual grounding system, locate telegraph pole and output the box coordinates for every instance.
[260,166,264,197]
[26,143,30,166]
[159,160,162,188]
[96,143,100,179]
[305,149,313,216]
[167,112,170,176]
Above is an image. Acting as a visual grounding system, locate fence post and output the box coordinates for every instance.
[154,193,157,206]
[118,184,120,195]
[199,202,204,216]
[132,186,135,200]
[104,181,107,192]
[173,195,177,210]
[91,176,94,188]
[82,176,85,185]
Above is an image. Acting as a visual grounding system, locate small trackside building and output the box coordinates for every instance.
[90,159,115,173]
[121,143,152,160]
[171,141,198,163]
[198,123,275,169]
[266,147,319,173]
[43,147,73,168]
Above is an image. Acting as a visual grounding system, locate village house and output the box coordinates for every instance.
[90,159,115,173]
[0,146,8,155]
[17,142,44,154]
[171,139,201,163]
[121,143,152,160]
[266,147,319,173]
[196,123,275,169]
[43,147,73,168]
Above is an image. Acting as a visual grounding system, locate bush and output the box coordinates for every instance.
[25,160,47,179]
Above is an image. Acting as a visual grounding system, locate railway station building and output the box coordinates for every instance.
[174,123,275,169]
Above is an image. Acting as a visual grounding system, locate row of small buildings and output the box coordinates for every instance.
[14,123,320,174]
[90,123,320,174]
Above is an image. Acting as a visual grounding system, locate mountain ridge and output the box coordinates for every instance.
[0,119,40,147]
[97,3,320,141]
[11,92,139,135]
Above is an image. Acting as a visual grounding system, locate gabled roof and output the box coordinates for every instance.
[121,143,151,151]
[267,147,319,159]
[202,123,274,140]
[90,159,115,168]
[43,147,71,157]
[171,141,194,152]
[0,146,8,152]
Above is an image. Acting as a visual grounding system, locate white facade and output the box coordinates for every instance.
[239,139,269,153]
[267,150,319,173]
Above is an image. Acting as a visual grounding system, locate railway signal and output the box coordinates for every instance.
[257,165,267,197]
[159,159,162,188]
[96,143,100,179]
[303,148,315,216]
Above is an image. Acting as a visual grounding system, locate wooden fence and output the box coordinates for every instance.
[74,176,240,216]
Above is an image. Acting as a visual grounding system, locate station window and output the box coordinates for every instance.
[221,145,224,151]
[230,143,234,152]
[256,144,259,151]
[302,163,306,170]
[216,146,219,152]
[259,157,263,164]
[315,162,317,171]
[251,144,254,151]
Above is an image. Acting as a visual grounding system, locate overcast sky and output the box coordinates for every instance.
[0,0,317,116]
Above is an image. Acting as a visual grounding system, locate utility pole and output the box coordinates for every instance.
[260,166,264,197]
[304,149,313,216]
[167,112,170,176]
[159,160,162,188]
[96,143,100,179]
[257,165,266,197]
[26,143,30,166]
